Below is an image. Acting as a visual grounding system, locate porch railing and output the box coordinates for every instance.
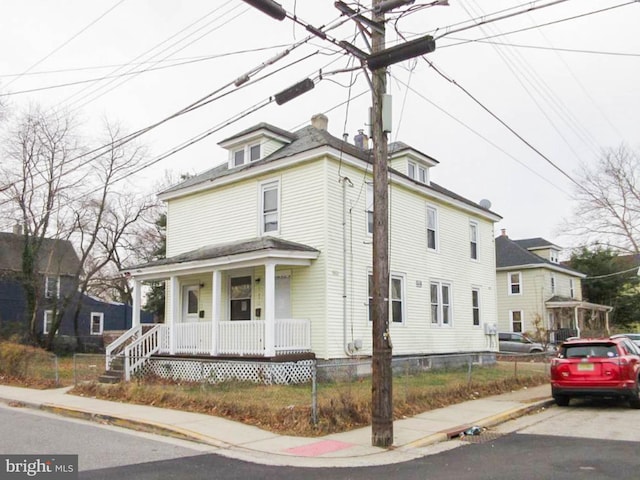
[218,321,265,356]
[123,324,162,380]
[105,324,142,370]
[156,319,311,356]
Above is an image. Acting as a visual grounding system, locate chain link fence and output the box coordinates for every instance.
[0,341,60,386]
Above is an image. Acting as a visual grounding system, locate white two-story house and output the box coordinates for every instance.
[113,114,502,381]
[495,230,612,343]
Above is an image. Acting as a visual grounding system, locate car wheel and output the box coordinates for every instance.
[629,381,640,409]
[554,395,570,407]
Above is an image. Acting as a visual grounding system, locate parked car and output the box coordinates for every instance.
[610,333,640,348]
[498,332,547,354]
[550,337,640,408]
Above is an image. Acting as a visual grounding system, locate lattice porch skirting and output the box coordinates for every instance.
[138,357,314,385]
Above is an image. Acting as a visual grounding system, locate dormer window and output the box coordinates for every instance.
[233,149,245,167]
[550,249,559,263]
[250,144,261,161]
[408,161,428,184]
[231,143,262,168]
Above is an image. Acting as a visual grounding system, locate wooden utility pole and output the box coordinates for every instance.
[370,0,393,448]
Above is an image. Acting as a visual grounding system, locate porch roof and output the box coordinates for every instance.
[545,295,613,312]
[124,237,319,280]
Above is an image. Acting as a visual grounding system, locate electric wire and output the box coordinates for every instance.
[3,0,126,90]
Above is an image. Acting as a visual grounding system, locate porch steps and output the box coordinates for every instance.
[98,356,124,384]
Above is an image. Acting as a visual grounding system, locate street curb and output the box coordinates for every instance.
[39,403,234,449]
[401,398,554,449]
[0,396,231,449]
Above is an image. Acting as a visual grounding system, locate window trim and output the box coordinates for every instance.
[45,275,60,299]
[550,274,556,294]
[229,274,253,321]
[259,179,280,235]
[430,280,453,327]
[230,142,262,168]
[471,287,481,327]
[90,312,104,335]
[569,278,575,298]
[408,161,416,180]
[510,310,523,333]
[43,310,54,335]
[508,271,522,296]
[469,220,479,260]
[426,205,438,251]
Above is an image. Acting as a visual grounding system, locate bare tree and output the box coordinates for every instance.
[563,145,640,254]
[0,107,81,343]
[1,110,157,349]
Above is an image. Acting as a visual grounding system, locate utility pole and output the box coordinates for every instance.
[370,0,393,448]
[241,0,436,449]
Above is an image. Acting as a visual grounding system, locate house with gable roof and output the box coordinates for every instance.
[0,229,151,349]
[115,113,502,382]
[495,230,612,343]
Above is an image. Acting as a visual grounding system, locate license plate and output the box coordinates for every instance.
[577,363,594,371]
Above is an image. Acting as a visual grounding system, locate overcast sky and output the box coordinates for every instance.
[1,1,639,252]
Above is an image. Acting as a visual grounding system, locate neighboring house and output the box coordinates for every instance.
[495,230,612,342]
[118,113,502,381]
[0,230,150,349]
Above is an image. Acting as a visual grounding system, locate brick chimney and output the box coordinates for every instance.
[311,113,328,131]
[501,228,507,237]
[354,129,369,149]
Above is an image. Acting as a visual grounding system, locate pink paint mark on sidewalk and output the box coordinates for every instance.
[284,440,355,457]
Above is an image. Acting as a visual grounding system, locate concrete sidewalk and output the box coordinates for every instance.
[0,383,553,467]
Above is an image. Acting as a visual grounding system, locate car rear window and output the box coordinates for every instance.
[561,343,618,359]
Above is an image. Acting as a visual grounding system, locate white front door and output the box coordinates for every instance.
[182,285,200,323]
[275,274,291,319]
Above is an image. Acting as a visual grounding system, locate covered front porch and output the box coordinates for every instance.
[116,238,320,378]
[546,295,613,342]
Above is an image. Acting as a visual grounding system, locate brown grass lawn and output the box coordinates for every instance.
[0,340,549,436]
[71,362,549,436]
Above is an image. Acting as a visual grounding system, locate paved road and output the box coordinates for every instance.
[2,399,639,480]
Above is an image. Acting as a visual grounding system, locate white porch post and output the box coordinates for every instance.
[170,275,179,355]
[605,309,611,335]
[211,270,221,356]
[132,279,141,328]
[264,262,276,357]
[574,306,580,338]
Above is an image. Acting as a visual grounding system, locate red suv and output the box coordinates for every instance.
[550,337,640,408]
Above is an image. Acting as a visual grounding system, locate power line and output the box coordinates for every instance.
[3,0,126,90]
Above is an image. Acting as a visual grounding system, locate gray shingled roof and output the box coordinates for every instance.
[160,122,498,217]
[0,232,80,276]
[514,237,558,250]
[130,236,318,270]
[218,122,296,145]
[495,235,582,274]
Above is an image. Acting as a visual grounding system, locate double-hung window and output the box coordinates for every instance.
[550,274,556,294]
[43,310,54,335]
[426,206,437,251]
[430,281,452,326]
[45,276,59,299]
[569,278,575,298]
[508,272,522,295]
[366,182,374,235]
[233,149,245,167]
[90,312,104,335]
[470,221,478,260]
[368,273,405,323]
[510,310,523,333]
[260,181,279,234]
[472,288,480,326]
